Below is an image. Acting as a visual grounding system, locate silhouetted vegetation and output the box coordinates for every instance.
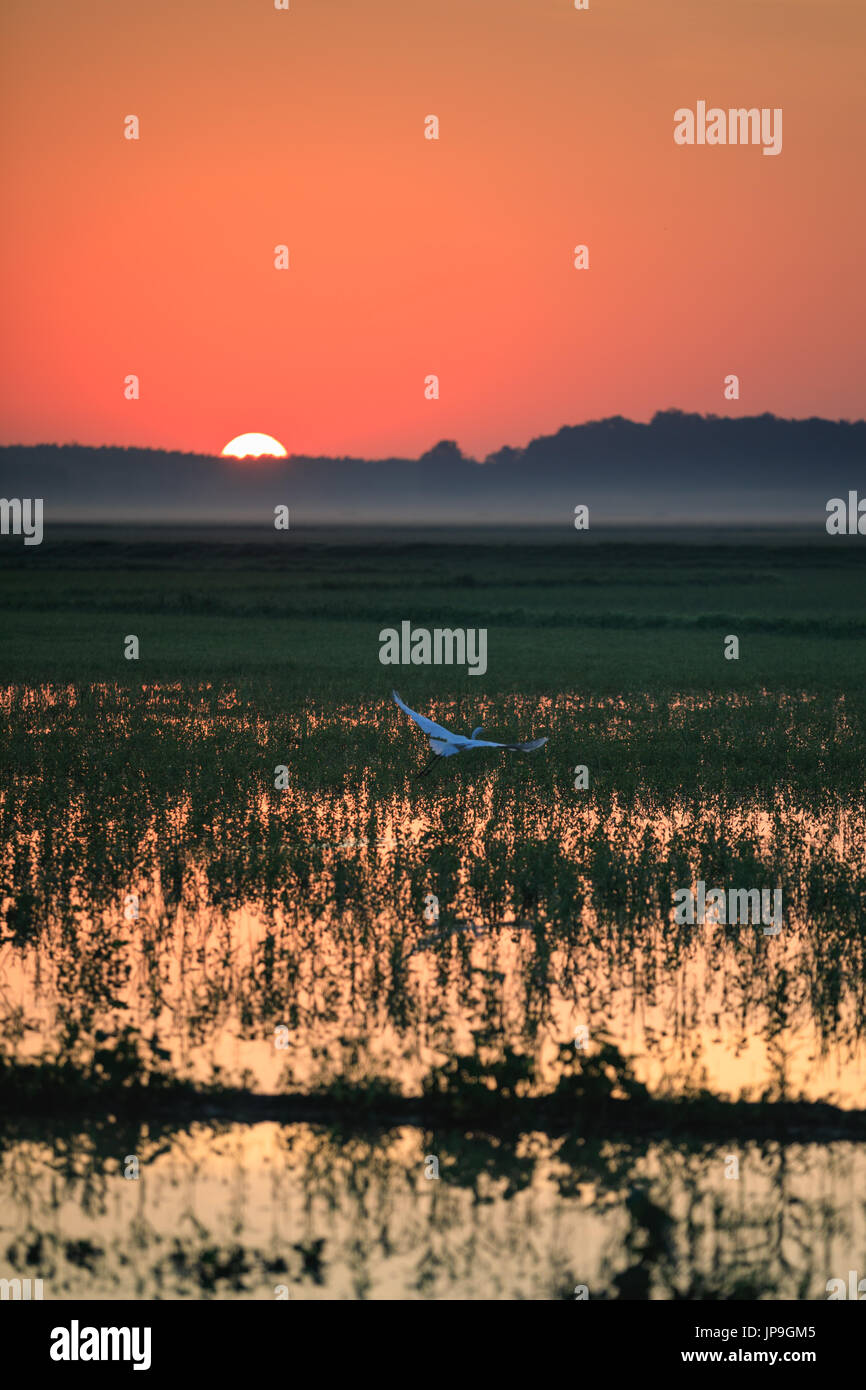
[1,410,863,522]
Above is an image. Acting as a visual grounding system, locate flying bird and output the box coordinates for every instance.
[392,690,548,777]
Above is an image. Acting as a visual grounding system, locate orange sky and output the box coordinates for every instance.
[1,0,864,459]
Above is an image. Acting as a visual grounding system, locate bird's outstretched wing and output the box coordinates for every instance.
[392,690,455,741]
[455,735,548,752]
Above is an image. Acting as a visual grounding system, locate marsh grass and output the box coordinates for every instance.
[2,540,865,1105]
[1,531,865,1299]
[1,679,864,1114]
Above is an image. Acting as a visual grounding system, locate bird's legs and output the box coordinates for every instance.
[414,753,441,780]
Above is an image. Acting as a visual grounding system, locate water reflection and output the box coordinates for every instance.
[1,685,864,1104]
[0,1122,862,1300]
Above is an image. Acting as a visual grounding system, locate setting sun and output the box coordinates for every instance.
[221,432,287,459]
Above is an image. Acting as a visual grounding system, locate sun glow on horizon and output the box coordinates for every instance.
[221,432,287,459]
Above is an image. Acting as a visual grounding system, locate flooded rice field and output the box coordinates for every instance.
[2,539,865,1300]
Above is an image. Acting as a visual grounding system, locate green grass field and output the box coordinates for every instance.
[3,529,865,804]
[3,530,866,694]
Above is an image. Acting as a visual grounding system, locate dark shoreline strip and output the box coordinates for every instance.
[3,1080,865,1141]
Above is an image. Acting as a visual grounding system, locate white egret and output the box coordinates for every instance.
[392,690,548,778]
